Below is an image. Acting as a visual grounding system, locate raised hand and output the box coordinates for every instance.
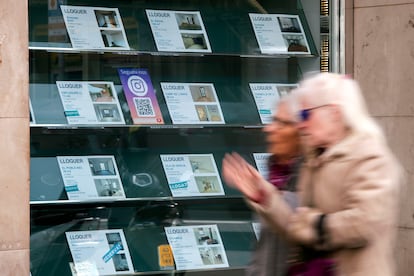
[222,152,266,203]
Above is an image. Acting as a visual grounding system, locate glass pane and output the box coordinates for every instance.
[30,51,300,126]
[29,0,318,56]
[30,126,266,201]
[29,0,324,275]
[31,199,254,275]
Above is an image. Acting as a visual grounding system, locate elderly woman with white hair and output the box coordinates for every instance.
[223,73,401,275]
[245,95,302,276]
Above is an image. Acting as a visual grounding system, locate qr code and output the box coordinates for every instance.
[134,97,155,117]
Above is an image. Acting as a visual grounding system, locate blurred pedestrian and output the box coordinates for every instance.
[223,73,401,275]
[244,95,302,276]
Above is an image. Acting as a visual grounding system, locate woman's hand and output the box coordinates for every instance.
[223,153,296,235]
[222,152,268,203]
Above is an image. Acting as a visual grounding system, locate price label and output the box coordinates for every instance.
[158,244,175,270]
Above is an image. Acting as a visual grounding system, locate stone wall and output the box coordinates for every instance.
[353,1,414,275]
[0,0,30,275]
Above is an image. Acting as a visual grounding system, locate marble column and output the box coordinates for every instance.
[353,0,414,275]
[0,0,30,275]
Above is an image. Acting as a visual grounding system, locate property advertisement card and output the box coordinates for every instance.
[29,99,35,125]
[253,153,271,180]
[160,154,225,197]
[252,222,261,240]
[252,152,268,241]
[249,14,310,55]
[61,5,129,50]
[117,68,164,124]
[146,10,211,53]
[57,155,126,200]
[249,83,297,124]
[165,225,229,270]
[56,81,125,125]
[161,83,225,124]
[66,229,134,275]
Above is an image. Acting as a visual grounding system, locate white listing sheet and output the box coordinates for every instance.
[161,82,225,124]
[57,81,125,125]
[146,10,211,53]
[61,5,130,50]
[165,225,229,270]
[29,99,36,125]
[66,229,134,275]
[253,153,272,180]
[57,155,125,200]
[249,14,310,55]
[160,154,224,197]
[252,222,261,240]
[249,83,298,124]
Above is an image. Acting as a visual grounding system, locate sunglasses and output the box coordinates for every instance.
[299,105,330,121]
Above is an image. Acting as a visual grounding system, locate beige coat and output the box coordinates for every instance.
[251,133,401,276]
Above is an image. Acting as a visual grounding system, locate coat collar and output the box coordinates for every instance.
[306,132,363,168]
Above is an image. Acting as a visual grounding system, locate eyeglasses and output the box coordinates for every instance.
[299,105,330,121]
[271,116,296,127]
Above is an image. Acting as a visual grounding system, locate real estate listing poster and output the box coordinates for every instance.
[252,153,271,240]
[160,154,224,197]
[249,83,298,124]
[61,5,130,50]
[161,82,225,124]
[29,99,36,125]
[253,153,272,180]
[252,222,261,240]
[165,225,229,270]
[66,229,134,275]
[117,68,164,124]
[56,81,125,125]
[249,14,310,55]
[146,9,211,53]
[57,155,126,200]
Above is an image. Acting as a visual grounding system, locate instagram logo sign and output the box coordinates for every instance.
[127,75,148,96]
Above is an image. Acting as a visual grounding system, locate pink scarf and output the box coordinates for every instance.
[268,156,295,190]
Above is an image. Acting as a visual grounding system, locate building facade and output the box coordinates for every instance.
[0,0,413,275]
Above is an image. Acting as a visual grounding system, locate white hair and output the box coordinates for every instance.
[291,72,386,144]
[277,93,300,123]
